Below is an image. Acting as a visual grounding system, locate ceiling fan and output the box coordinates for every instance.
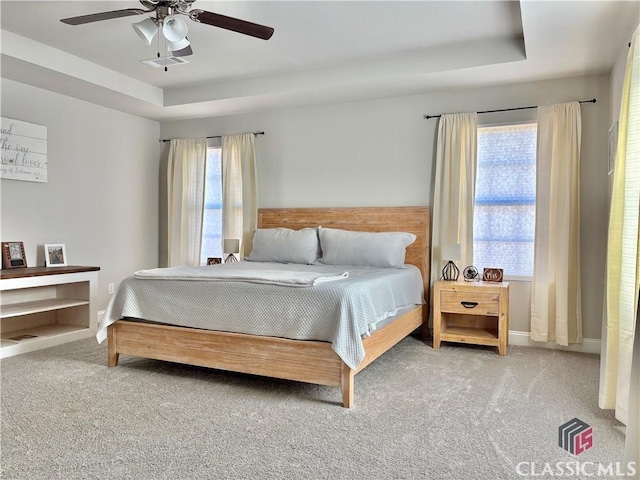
[61,0,274,59]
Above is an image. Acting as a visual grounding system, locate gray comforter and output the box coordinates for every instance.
[97,261,424,369]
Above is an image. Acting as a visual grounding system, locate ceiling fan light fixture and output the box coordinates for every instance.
[132,17,158,45]
[60,1,275,70]
[171,44,194,57]
[162,15,188,42]
[167,37,190,52]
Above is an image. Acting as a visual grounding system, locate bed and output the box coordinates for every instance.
[103,206,430,407]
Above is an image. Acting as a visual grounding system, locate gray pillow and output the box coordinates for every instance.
[246,228,320,264]
[318,227,416,268]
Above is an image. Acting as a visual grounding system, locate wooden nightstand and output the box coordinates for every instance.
[433,280,510,356]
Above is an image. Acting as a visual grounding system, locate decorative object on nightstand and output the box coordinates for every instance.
[441,243,461,281]
[463,265,479,281]
[206,257,222,265]
[223,238,240,263]
[433,280,510,356]
[482,268,503,283]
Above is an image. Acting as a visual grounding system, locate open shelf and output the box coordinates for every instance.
[1,298,89,319]
[2,323,88,342]
[441,325,499,346]
[0,266,99,358]
[0,324,92,358]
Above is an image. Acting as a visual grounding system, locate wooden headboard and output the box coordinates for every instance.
[257,207,431,301]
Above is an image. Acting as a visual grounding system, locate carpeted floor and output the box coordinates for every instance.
[0,336,626,479]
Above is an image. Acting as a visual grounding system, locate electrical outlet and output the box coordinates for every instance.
[108,283,115,295]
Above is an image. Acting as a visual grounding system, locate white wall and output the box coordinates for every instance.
[160,73,611,340]
[1,78,160,309]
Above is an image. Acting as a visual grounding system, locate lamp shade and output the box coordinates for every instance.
[441,243,461,261]
[162,15,188,42]
[167,37,190,53]
[171,43,193,57]
[223,238,240,254]
[132,18,158,45]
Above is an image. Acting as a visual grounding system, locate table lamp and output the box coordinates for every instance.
[223,238,240,263]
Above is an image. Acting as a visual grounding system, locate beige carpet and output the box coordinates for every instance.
[0,336,626,479]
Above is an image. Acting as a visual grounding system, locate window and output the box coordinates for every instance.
[200,146,222,265]
[473,123,537,277]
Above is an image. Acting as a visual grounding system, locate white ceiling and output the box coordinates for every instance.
[1,1,638,121]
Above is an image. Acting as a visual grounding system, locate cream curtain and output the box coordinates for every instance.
[530,102,583,345]
[600,23,640,446]
[431,113,478,286]
[167,138,208,266]
[625,320,639,471]
[222,133,258,258]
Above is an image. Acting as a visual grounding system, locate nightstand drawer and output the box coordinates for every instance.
[439,291,500,316]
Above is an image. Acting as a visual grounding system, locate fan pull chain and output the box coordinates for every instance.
[156,24,160,58]
[163,23,168,72]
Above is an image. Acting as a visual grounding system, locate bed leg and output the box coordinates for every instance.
[107,324,119,367]
[421,305,430,340]
[341,363,354,408]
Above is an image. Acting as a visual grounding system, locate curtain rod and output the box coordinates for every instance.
[161,131,265,143]
[423,99,596,120]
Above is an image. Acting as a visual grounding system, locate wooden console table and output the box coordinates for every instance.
[0,266,100,358]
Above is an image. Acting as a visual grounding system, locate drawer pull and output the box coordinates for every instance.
[460,301,478,309]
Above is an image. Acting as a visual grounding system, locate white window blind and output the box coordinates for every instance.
[200,147,222,265]
[473,123,537,277]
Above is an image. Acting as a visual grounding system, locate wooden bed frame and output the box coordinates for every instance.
[107,206,430,407]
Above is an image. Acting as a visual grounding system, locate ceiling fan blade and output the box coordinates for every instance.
[61,9,149,26]
[190,10,274,40]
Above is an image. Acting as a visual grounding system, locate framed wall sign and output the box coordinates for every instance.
[0,117,48,183]
[44,244,67,267]
[2,241,27,269]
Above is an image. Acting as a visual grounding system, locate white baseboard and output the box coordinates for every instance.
[509,330,601,354]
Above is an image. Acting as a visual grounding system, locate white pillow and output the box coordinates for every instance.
[246,228,320,264]
[317,227,416,268]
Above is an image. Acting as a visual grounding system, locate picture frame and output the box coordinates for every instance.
[608,121,618,175]
[44,244,67,267]
[2,241,27,269]
[482,268,504,283]
[206,257,222,265]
